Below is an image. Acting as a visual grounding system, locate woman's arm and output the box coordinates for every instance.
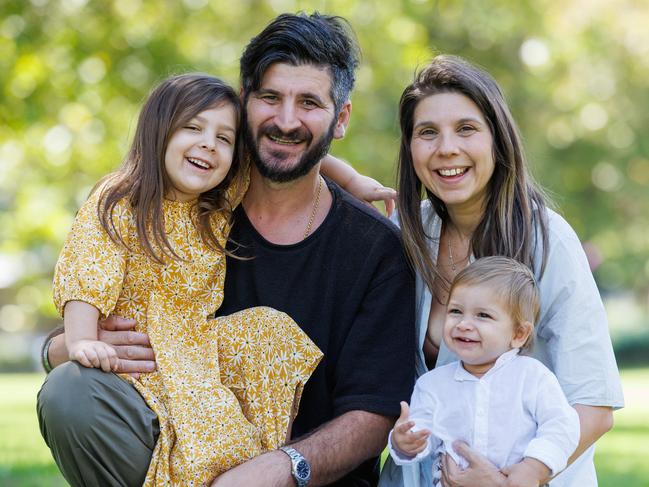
[320,154,396,216]
[569,404,614,464]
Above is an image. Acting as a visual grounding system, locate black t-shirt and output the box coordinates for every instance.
[216,180,416,486]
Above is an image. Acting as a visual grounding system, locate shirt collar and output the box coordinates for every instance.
[453,348,521,381]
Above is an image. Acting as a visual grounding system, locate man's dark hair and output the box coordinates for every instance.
[240,12,360,111]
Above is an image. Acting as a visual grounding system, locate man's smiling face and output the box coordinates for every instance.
[243,62,349,183]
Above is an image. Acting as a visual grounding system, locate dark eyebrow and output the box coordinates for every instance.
[255,88,279,96]
[256,88,327,106]
[457,117,484,126]
[190,115,236,134]
[414,116,485,131]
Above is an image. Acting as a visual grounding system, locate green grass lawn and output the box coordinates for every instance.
[1,370,648,486]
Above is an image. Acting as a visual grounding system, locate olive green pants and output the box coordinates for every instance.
[37,362,159,487]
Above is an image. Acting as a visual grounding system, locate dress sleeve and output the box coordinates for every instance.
[53,190,129,319]
[534,210,624,408]
[523,363,581,476]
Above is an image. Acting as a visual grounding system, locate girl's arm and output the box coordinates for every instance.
[320,154,396,216]
[64,300,118,372]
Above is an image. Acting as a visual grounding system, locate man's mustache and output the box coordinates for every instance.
[260,124,312,144]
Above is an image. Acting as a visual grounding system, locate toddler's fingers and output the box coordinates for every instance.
[96,346,115,372]
[75,351,92,368]
[85,348,101,368]
[398,401,410,421]
[394,420,415,434]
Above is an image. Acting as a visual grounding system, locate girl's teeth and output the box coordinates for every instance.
[438,168,467,177]
[187,158,209,169]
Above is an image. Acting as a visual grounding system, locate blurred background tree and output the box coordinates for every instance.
[1,0,648,367]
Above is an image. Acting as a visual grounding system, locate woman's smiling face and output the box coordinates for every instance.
[410,92,495,216]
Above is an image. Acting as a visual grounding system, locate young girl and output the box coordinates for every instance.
[388,257,580,487]
[52,74,324,486]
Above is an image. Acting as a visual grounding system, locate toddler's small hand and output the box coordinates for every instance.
[69,339,118,372]
[392,401,431,457]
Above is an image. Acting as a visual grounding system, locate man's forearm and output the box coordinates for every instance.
[210,410,395,487]
[292,410,394,486]
[42,326,68,370]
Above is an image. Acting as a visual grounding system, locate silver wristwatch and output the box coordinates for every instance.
[280,446,311,487]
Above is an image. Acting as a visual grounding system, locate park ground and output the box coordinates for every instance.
[1,369,648,487]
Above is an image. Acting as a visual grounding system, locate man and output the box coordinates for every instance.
[38,12,415,486]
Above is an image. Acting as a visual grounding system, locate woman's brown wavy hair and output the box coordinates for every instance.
[397,55,549,299]
[96,73,244,263]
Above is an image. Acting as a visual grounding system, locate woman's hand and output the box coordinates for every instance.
[501,458,550,487]
[344,173,396,217]
[441,441,507,487]
[319,154,396,216]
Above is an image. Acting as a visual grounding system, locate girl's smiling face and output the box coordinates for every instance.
[164,103,237,202]
[410,92,495,217]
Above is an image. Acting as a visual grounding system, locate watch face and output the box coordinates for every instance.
[296,459,310,480]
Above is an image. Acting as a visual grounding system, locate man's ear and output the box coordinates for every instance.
[511,321,533,349]
[333,101,352,140]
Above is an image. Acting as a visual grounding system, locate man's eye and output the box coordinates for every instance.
[302,99,318,108]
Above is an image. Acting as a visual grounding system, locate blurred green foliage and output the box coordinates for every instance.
[1,0,648,334]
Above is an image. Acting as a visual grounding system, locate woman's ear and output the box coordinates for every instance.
[511,321,533,349]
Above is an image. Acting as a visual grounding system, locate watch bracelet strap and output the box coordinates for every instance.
[42,336,54,373]
[280,446,310,486]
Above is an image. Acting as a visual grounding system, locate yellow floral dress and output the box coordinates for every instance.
[53,187,323,486]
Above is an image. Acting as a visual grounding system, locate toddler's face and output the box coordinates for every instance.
[443,283,527,377]
[164,103,237,202]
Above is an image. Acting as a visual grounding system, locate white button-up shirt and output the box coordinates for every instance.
[388,349,580,486]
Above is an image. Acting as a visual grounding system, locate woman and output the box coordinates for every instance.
[379,55,623,486]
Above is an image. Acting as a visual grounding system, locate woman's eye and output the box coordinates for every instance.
[477,312,493,319]
[458,125,476,134]
[448,308,462,315]
[419,128,437,138]
[184,125,199,131]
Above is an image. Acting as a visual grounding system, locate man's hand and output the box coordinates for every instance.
[441,441,507,487]
[344,174,397,217]
[391,401,430,457]
[98,315,155,377]
[501,458,550,487]
[69,339,118,372]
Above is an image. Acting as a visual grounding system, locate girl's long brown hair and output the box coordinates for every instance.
[96,73,244,263]
[397,55,549,299]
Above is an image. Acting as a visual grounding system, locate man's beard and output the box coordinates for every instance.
[244,117,336,184]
